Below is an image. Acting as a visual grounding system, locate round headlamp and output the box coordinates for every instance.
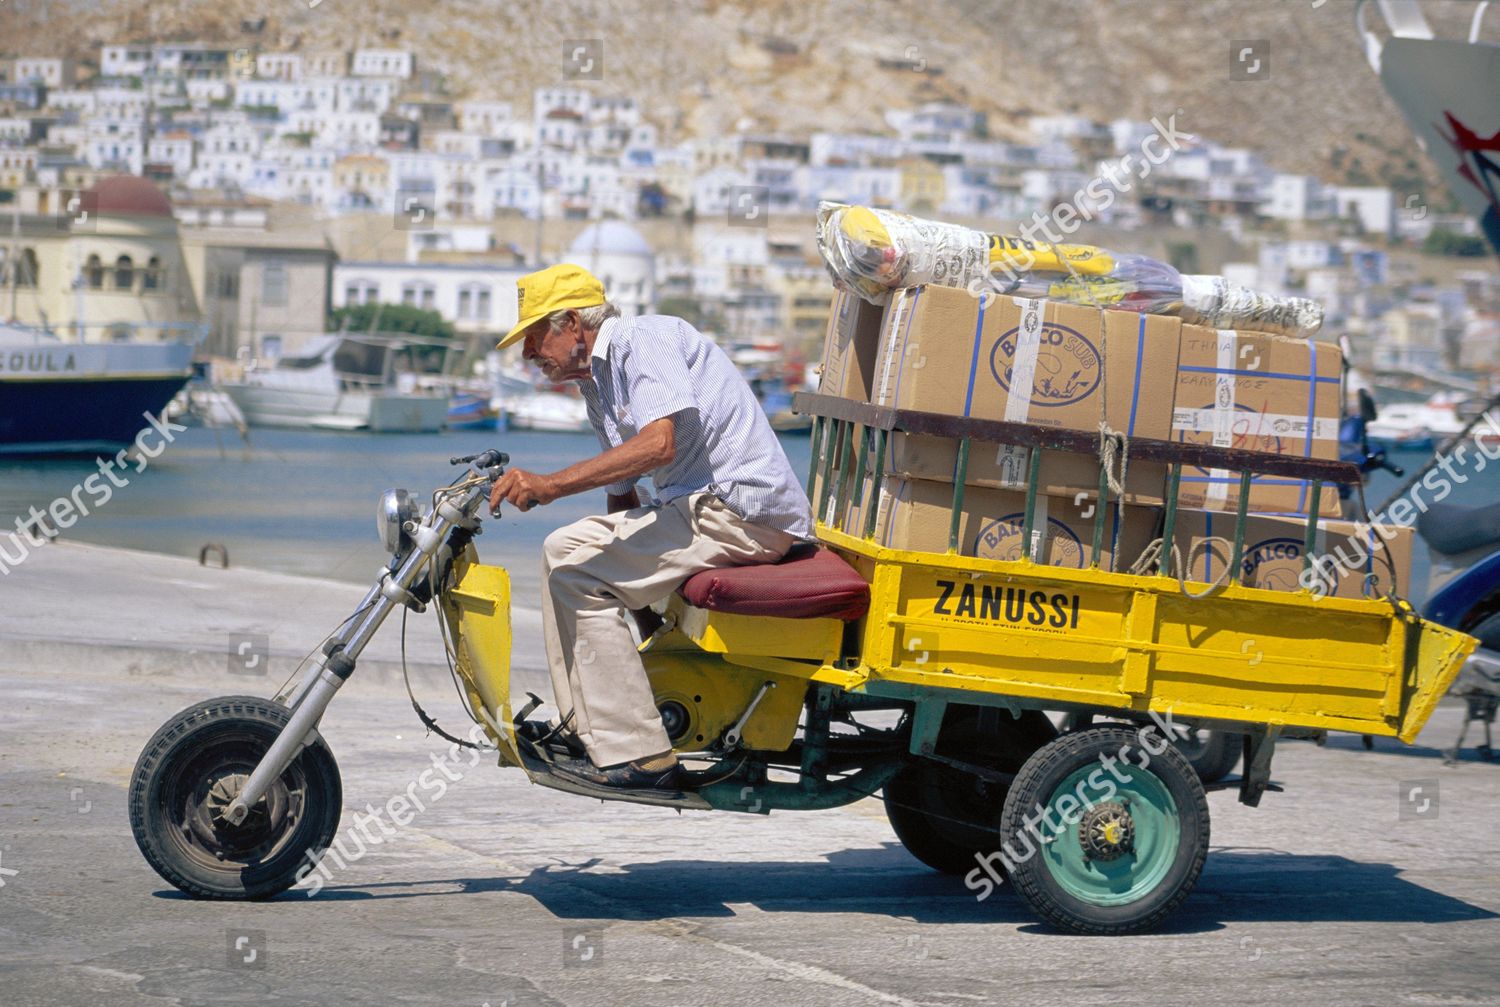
[377,488,422,555]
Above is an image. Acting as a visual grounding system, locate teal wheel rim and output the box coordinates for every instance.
[1033,760,1180,907]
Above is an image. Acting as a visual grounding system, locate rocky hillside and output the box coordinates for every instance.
[1,0,1476,203]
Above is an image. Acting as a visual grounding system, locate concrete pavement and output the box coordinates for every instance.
[1,542,1498,1006]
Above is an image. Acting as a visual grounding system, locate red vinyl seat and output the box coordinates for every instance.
[677,545,871,622]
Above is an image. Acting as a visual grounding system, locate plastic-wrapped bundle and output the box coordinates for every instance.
[815,201,1324,338]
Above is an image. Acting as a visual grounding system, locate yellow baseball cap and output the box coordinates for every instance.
[496,263,607,349]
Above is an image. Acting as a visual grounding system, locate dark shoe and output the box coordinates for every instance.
[552,753,683,793]
[516,720,587,759]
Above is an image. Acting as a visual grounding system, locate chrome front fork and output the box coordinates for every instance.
[223,492,481,826]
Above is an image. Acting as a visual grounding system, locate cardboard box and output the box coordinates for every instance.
[869,284,1181,502]
[850,475,1159,573]
[1171,326,1343,516]
[816,288,886,401]
[1172,510,1413,598]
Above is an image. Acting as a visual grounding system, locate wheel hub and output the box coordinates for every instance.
[204,773,259,825]
[1078,801,1135,862]
[185,769,289,856]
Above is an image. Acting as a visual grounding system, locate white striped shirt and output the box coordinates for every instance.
[577,315,813,539]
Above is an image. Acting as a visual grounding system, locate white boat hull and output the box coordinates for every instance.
[222,384,448,433]
[502,391,592,433]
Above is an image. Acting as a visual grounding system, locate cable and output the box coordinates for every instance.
[400,602,498,752]
[272,594,381,701]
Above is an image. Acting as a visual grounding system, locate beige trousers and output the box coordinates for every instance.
[540,493,795,767]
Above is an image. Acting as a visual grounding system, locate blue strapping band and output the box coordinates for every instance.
[1127,314,1145,435]
[962,297,987,418]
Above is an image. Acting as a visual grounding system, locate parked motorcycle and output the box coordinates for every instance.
[1345,389,1500,760]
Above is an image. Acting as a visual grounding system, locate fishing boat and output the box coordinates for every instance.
[1360,0,1500,256]
[504,389,592,433]
[0,322,193,455]
[1367,392,1500,450]
[220,334,450,433]
[486,363,591,433]
[446,389,500,431]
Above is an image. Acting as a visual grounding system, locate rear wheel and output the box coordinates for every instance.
[884,708,1056,875]
[1001,726,1209,935]
[129,696,342,900]
[1465,610,1500,651]
[1173,728,1242,784]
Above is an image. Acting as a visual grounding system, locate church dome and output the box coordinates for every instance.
[567,220,652,258]
[85,175,175,218]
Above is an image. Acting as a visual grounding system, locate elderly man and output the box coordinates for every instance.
[490,263,813,794]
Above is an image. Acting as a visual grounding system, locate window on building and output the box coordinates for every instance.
[215,269,240,299]
[260,334,283,360]
[261,260,288,306]
[85,254,104,289]
[345,282,362,305]
[114,255,134,290]
[476,287,491,320]
[141,256,163,291]
[457,287,472,319]
[15,248,37,288]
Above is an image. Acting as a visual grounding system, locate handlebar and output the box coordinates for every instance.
[451,450,509,469]
[449,448,543,517]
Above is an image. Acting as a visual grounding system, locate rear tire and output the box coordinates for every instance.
[129,695,342,900]
[1001,726,1209,935]
[1464,610,1500,652]
[884,709,1056,875]
[1174,728,1242,785]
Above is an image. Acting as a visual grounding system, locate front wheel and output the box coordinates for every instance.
[128,696,343,900]
[1000,727,1209,935]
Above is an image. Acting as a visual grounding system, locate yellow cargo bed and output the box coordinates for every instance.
[820,525,1472,744]
[796,391,1475,747]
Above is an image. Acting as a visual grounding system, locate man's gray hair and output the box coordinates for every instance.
[547,301,620,333]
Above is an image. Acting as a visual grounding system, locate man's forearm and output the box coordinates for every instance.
[550,418,675,498]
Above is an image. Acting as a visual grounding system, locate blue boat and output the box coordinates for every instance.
[447,390,499,431]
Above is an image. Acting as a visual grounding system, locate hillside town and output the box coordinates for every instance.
[0,37,1496,388]
[4,6,1500,1002]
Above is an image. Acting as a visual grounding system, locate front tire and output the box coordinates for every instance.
[1000,726,1209,935]
[129,695,342,900]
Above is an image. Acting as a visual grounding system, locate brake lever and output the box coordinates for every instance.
[488,497,544,519]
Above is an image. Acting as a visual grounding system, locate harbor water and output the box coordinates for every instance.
[0,427,812,605]
[0,426,1493,609]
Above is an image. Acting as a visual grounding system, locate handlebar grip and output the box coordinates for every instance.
[488,498,545,518]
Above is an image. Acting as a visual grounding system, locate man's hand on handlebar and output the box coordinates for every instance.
[490,468,558,515]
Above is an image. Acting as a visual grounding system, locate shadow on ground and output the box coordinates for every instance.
[155,843,1499,932]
